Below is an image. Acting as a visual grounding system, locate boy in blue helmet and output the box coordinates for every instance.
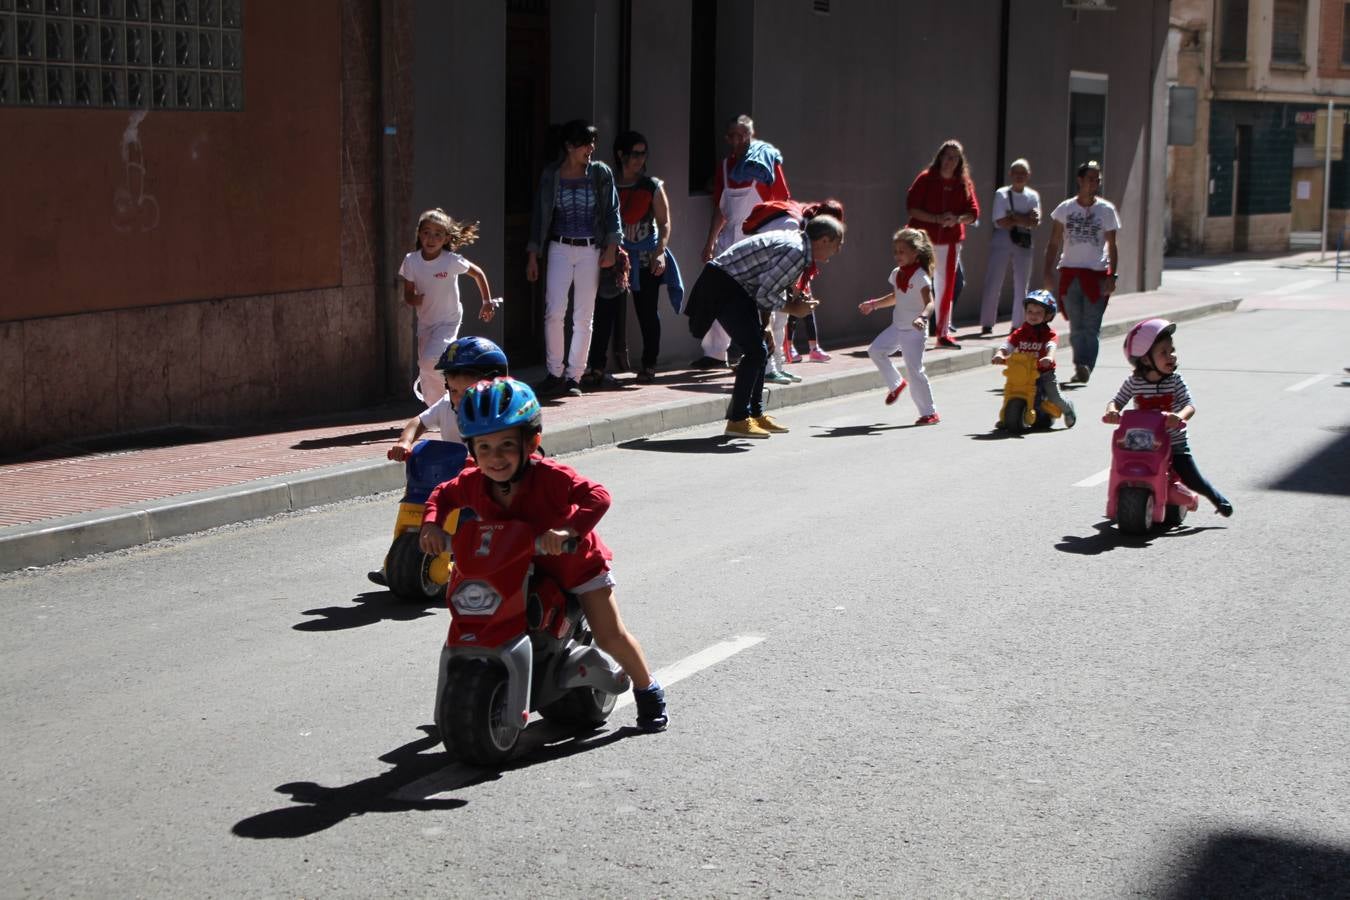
[417,377,669,732]
[368,337,509,587]
[991,290,1077,428]
[385,336,510,462]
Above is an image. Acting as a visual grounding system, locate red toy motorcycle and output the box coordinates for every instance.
[433,518,630,766]
[1105,409,1199,534]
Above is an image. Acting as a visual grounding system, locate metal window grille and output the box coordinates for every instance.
[1217,0,1248,63]
[1271,0,1306,65]
[0,0,242,109]
[1342,2,1350,67]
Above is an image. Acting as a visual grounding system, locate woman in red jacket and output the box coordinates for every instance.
[906,140,980,349]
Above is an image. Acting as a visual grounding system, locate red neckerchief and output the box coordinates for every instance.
[796,261,819,293]
[894,262,921,293]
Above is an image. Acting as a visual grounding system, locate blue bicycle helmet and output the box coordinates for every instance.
[456,377,543,440]
[435,336,509,376]
[1024,290,1057,322]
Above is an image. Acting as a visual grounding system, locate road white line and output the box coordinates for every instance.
[612,634,766,710]
[1286,373,1330,393]
[1074,468,1111,488]
[1258,278,1323,296]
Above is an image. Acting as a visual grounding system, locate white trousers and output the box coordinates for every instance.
[767,310,789,372]
[867,321,936,416]
[701,320,732,361]
[416,318,461,406]
[980,236,1033,330]
[544,241,601,380]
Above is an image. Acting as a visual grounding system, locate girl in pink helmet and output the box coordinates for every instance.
[1102,319,1233,517]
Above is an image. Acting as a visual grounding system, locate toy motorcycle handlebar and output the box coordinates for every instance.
[533,535,580,554]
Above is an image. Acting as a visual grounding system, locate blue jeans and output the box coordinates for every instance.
[1062,274,1108,372]
[699,265,766,421]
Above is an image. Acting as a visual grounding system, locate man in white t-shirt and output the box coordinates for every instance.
[1042,160,1120,384]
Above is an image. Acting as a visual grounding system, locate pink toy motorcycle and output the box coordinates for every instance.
[1105,409,1199,534]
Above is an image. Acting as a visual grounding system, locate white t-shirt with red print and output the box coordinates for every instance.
[399,249,470,326]
[889,264,932,324]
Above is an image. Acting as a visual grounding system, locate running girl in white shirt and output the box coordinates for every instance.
[859,228,941,425]
[399,208,502,406]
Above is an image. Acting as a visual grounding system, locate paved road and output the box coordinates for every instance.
[2,263,1349,897]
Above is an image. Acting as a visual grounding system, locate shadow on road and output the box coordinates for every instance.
[232,722,640,839]
[292,590,440,631]
[1056,520,1225,554]
[1265,425,1350,497]
[618,436,751,454]
[1152,829,1350,898]
[810,423,911,438]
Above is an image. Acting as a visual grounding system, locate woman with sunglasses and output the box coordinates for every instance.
[584,130,675,386]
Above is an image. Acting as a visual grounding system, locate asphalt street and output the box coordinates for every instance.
[2,262,1348,898]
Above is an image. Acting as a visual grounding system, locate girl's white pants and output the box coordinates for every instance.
[416,317,461,406]
[867,321,936,416]
[544,241,601,380]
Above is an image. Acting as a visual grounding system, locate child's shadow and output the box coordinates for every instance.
[618,436,752,454]
[810,423,912,438]
[968,426,1060,441]
[1056,519,1226,555]
[232,722,639,839]
[293,590,441,632]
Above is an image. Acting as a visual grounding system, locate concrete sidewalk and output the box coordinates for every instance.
[0,291,1241,573]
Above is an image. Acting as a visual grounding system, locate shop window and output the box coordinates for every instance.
[1217,0,1248,63]
[0,0,241,109]
[1271,0,1306,65]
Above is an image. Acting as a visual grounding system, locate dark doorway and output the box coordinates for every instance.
[1233,124,1252,251]
[503,1,551,367]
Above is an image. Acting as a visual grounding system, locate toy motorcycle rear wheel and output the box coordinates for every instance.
[538,687,616,727]
[1163,503,1188,529]
[1116,486,1155,535]
[440,659,519,765]
[385,532,442,602]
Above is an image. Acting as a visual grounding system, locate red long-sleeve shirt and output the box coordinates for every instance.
[423,457,613,586]
[906,169,980,245]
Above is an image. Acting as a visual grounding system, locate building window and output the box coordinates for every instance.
[1341,2,1350,66]
[0,0,242,110]
[1217,0,1248,63]
[1067,72,1107,198]
[1270,0,1306,65]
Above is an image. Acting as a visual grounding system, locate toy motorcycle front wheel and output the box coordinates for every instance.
[1163,503,1188,529]
[1002,398,1029,434]
[385,532,443,602]
[439,659,519,765]
[1116,486,1155,535]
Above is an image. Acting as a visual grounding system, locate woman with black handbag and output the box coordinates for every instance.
[979,158,1042,335]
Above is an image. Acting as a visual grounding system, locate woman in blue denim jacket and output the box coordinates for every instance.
[525,120,623,399]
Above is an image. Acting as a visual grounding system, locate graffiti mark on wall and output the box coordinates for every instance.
[113,110,160,233]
